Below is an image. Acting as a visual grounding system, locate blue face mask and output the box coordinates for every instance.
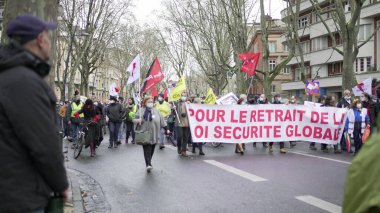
[146,103,154,108]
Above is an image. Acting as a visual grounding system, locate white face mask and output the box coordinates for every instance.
[109,100,115,104]
[94,102,98,106]
[158,97,163,102]
[146,103,154,108]
[181,97,187,101]
[360,97,366,102]
[357,103,362,109]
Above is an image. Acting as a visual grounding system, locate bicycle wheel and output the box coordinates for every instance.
[74,136,84,159]
[211,142,222,148]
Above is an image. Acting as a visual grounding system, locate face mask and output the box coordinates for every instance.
[181,97,187,101]
[361,97,366,102]
[158,97,163,102]
[345,96,351,100]
[94,102,98,106]
[291,100,295,103]
[146,103,154,108]
[278,98,282,102]
[357,103,362,109]
[259,98,263,101]
[110,100,115,104]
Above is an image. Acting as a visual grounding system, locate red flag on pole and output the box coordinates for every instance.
[164,89,168,99]
[239,53,260,76]
[151,87,158,97]
[142,57,165,93]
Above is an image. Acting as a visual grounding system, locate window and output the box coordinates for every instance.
[344,2,351,12]
[269,42,276,53]
[271,85,276,93]
[314,12,329,23]
[328,62,343,76]
[269,60,276,71]
[283,44,289,52]
[312,36,327,51]
[283,67,291,74]
[298,16,309,28]
[355,57,372,73]
[358,25,373,41]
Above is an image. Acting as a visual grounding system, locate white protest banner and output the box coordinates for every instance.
[186,104,347,144]
[216,92,238,105]
[304,101,322,107]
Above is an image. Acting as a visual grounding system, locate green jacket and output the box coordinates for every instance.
[343,133,380,213]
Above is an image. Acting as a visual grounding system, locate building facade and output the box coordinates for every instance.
[247,18,292,97]
[281,0,380,101]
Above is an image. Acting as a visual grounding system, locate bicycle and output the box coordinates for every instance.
[73,124,87,159]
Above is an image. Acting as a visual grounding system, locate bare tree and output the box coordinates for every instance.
[310,0,379,91]
[2,0,59,89]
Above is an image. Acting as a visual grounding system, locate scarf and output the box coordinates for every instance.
[143,108,152,122]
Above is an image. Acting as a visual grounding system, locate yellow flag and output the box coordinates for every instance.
[168,76,186,102]
[204,88,216,104]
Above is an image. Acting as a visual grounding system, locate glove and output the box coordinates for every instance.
[92,115,101,122]
[74,112,79,119]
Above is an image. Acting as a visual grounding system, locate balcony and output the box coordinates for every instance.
[361,1,380,18]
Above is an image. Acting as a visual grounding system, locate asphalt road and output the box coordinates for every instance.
[66,136,352,213]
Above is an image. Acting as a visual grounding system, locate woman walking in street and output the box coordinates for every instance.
[134,96,169,172]
[74,99,102,157]
[125,97,137,144]
[346,99,370,154]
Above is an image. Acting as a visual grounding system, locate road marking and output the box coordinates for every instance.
[288,151,352,165]
[295,195,342,213]
[204,160,267,182]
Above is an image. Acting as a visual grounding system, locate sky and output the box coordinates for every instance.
[133,0,287,25]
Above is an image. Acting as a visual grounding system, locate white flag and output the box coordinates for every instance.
[352,78,372,97]
[127,54,141,85]
[109,82,119,97]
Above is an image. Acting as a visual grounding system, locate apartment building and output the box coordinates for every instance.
[280,0,380,100]
[247,17,292,97]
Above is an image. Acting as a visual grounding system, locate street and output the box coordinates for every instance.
[66,135,352,213]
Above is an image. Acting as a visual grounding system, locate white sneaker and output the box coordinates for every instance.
[63,136,68,140]
[146,166,153,172]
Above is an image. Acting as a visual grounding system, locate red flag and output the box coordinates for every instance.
[164,89,168,99]
[239,53,260,76]
[151,87,158,97]
[142,57,164,93]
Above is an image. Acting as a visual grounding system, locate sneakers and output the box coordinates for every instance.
[309,146,317,151]
[280,148,287,154]
[199,151,205,156]
[146,165,153,173]
[159,145,165,150]
[63,136,68,140]
[269,145,273,153]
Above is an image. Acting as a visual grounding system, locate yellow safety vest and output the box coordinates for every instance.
[71,102,84,118]
[155,101,171,118]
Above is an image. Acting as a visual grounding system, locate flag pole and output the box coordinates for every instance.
[165,81,181,125]
[246,74,254,97]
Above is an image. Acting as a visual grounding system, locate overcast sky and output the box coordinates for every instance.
[133,0,287,25]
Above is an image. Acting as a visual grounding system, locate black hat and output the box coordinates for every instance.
[6,15,57,44]
[109,96,117,101]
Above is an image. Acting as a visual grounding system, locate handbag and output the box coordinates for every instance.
[362,126,371,144]
[135,124,152,145]
[45,194,64,213]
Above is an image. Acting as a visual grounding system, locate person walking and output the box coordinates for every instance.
[59,101,69,139]
[134,96,169,172]
[269,95,286,154]
[117,96,125,145]
[254,94,269,148]
[192,97,205,155]
[235,98,245,155]
[106,96,124,148]
[66,95,84,148]
[320,96,342,153]
[155,93,171,149]
[175,91,191,157]
[345,99,370,154]
[0,15,69,212]
[125,97,138,144]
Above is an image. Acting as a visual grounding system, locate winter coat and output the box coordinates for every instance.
[0,43,68,211]
[133,108,166,145]
[106,102,124,123]
[343,133,380,213]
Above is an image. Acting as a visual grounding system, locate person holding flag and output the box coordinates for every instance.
[155,93,171,149]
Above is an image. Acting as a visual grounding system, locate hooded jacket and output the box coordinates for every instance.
[0,43,68,212]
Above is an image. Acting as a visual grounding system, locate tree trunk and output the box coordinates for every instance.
[342,43,357,91]
[2,0,58,90]
[68,72,76,100]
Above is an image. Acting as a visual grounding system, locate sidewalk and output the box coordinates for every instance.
[63,140,84,213]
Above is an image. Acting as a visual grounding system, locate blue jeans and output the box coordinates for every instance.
[159,128,166,146]
[71,122,80,145]
[109,122,122,146]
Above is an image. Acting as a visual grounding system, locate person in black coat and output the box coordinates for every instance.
[0,15,68,212]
